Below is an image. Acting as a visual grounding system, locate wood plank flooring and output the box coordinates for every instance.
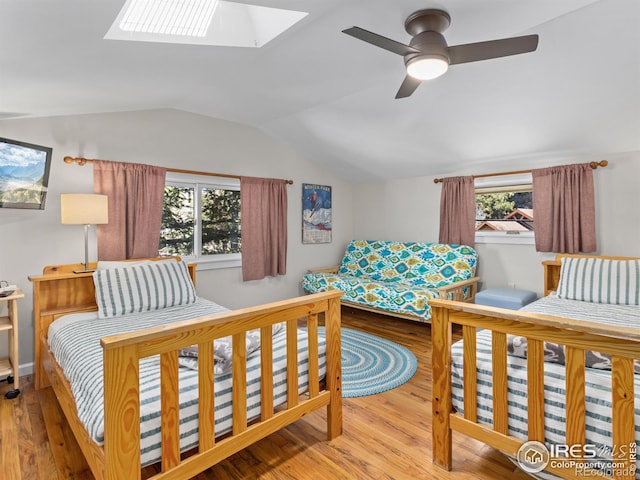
[0,307,529,480]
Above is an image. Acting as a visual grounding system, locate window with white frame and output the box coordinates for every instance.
[474,173,534,245]
[159,173,241,268]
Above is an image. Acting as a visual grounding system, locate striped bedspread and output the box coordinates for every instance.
[48,298,326,467]
[450,294,640,477]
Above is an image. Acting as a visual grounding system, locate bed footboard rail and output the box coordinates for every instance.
[431,299,640,480]
[100,291,343,480]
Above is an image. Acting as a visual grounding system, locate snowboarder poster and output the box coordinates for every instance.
[302,183,332,244]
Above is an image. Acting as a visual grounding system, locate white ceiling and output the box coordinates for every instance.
[1,0,638,182]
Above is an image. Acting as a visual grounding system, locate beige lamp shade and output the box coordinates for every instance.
[61,194,109,225]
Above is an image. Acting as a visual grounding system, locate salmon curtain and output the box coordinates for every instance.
[240,176,288,281]
[438,175,476,247]
[532,163,596,253]
[93,160,166,260]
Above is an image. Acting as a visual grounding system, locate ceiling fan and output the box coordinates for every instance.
[343,9,539,99]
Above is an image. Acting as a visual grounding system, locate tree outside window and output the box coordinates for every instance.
[159,182,241,260]
[475,189,533,232]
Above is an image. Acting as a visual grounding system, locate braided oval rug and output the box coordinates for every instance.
[315,327,418,398]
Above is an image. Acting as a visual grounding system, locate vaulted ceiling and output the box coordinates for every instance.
[1,0,638,182]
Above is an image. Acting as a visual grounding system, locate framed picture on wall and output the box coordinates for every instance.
[302,183,332,244]
[0,137,53,210]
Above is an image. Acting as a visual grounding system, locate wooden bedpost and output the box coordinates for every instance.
[325,294,343,439]
[103,343,142,480]
[431,303,453,470]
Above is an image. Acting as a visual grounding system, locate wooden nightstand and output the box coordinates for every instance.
[0,288,24,399]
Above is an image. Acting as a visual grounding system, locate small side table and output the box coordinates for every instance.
[0,288,24,399]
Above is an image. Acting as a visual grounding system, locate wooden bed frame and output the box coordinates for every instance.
[29,258,343,480]
[430,254,640,480]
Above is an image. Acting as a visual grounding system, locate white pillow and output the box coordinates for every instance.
[556,257,640,305]
[93,260,197,318]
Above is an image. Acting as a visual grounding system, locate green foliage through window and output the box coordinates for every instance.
[201,188,241,255]
[159,183,241,258]
[476,192,516,220]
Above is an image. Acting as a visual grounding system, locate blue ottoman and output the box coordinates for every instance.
[475,287,537,310]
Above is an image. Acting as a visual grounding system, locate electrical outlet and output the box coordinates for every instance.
[507,282,516,289]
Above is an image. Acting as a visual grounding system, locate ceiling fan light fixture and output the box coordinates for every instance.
[406,55,449,80]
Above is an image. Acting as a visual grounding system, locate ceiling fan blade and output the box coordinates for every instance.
[343,26,421,57]
[448,34,539,65]
[395,75,422,99]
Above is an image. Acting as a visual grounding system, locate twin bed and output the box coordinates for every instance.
[29,258,343,480]
[431,254,640,480]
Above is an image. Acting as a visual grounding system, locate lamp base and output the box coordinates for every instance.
[73,269,95,274]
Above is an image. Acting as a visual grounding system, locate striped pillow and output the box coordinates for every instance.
[556,257,640,305]
[93,260,197,318]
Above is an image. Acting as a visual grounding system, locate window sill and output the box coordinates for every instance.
[475,232,535,245]
[182,254,241,271]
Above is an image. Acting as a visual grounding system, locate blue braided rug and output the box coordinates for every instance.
[318,327,418,398]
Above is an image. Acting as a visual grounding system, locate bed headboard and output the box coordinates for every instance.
[542,253,640,296]
[28,256,195,389]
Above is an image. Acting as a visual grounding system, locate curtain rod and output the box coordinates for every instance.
[432,160,608,184]
[63,156,294,185]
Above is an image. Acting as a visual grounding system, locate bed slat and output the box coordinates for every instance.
[286,319,299,408]
[462,325,477,422]
[527,338,545,442]
[491,331,508,435]
[198,340,215,452]
[260,326,274,420]
[307,314,320,398]
[564,346,586,447]
[160,350,180,470]
[231,332,247,435]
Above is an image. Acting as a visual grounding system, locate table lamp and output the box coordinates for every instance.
[61,193,109,273]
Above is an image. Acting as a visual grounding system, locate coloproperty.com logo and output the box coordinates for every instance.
[517,440,637,476]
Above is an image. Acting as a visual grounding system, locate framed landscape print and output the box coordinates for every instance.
[0,137,53,209]
[302,183,332,244]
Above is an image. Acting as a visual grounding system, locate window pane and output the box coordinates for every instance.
[201,188,241,255]
[159,185,195,256]
[475,190,534,232]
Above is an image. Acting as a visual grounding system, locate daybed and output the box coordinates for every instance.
[430,253,640,479]
[29,257,343,480]
[302,239,479,322]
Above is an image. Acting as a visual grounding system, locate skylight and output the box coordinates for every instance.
[105,0,308,48]
[119,0,220,37]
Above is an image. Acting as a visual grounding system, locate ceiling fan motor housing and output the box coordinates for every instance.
[405,31,450,66]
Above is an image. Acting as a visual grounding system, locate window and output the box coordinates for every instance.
[159,173,241,268]
[474,174,534,245]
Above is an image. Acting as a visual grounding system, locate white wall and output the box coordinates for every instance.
[353,151,640,296]
[0,109,354,372]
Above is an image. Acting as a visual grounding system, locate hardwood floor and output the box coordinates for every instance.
[0,307,529,480]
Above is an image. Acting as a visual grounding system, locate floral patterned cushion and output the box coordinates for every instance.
[302,240,478,321]
[301,273,438,320]
[337,240,477,287]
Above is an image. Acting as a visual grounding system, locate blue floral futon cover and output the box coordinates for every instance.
[302,240,477,322]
